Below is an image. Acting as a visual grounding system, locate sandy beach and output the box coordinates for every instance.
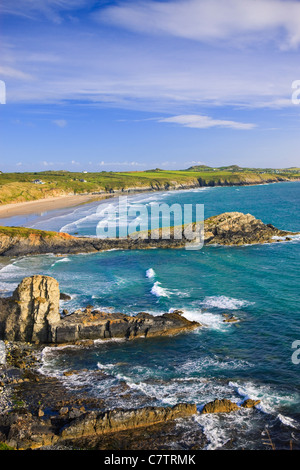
[0,194,108,219]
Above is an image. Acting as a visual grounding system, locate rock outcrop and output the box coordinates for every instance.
[203,212,295,245]
[241,399,261,408]
[0,212,297,257]
[201,397,261,414]
[0,276,200,344]
[59,403,197,440]
[201,399,239,414]
[0,402,197,450]
[0,275,60,343]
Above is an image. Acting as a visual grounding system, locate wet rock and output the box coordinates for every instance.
[52,310,200,344]
[60,403,197,439]
[201,399,239,414]
[222,313,239,323]
[0,276,200,345]
[60,293,71,301]
[241,399,261,408]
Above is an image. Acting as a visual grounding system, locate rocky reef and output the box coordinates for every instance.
[0,212,297,257]
[0,275,200,344]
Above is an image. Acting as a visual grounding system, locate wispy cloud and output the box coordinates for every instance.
[158,114,256,130]
[0,0,94,23]
[0,65,33,80]
[98,161,146,168]
[52,119,67,128]
[100,0,300,49]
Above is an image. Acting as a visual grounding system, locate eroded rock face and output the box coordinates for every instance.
[60,403,197,440]
[2,275,60,343]
[0,276,200,344]
[52,310,200,344]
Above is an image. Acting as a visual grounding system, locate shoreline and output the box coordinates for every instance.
[0,193,109,219]
[0,178,299,220]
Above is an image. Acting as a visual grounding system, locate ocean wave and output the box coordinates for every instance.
[51,257,71,267]
[200,295,254,310]
[0,281,19,294]
[0,262,24,278]
[178,309,230,331]
[229,380,300,429]
[146,268,156,279]
[179,356,253,374]
[151,281,170,298]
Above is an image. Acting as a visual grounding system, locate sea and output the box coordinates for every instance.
[0,181,299,450]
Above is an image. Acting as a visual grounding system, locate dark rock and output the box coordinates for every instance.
[60,293,71,301]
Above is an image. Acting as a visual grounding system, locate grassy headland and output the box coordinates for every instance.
[0,166,299,206]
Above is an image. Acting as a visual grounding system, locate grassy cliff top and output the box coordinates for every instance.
[0,168,299,205]
[0,225,73,239]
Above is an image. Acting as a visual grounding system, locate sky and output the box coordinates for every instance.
[1,0,300,172]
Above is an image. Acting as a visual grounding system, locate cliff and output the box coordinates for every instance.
[0,212,298,257]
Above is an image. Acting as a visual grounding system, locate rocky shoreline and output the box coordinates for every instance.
[0,210,297,450]
[0,275,262,450]
[0,211,298,257]
[0,341,261,450]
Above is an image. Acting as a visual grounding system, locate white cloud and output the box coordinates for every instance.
[0,0,93,23]
[101,0,300,49]
[52,119,67,128]
[0,65,33,80]
[1,0,298,113]
[158,114,256,130]
[98,161,146,167]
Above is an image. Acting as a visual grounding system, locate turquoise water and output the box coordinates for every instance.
[0,181,300,449]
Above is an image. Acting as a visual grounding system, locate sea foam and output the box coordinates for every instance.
[151,281,170,298]
[200,295,254,310]
[146,268,156,279]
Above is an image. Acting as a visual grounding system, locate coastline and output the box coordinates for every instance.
[0,178,299,220]
[0,193,108,219]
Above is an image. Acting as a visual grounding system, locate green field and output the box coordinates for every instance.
[0,167,299,205]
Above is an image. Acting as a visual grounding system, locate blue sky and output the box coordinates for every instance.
[1,0,300,171]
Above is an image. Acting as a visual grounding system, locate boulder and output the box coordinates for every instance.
[60,293,72,301]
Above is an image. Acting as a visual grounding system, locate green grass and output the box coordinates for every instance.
[0,168,299,205]
[0,442,15,450]
[0,225,70,239]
